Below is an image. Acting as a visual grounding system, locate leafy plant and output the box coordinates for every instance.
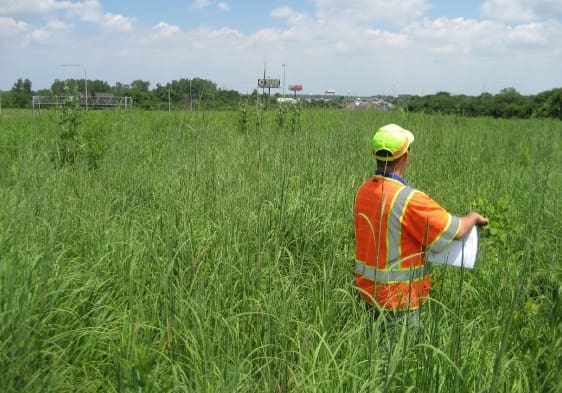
[51,84,104,169]
[51,84,83,167]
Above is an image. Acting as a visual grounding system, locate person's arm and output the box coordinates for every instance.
[455,212,489,239]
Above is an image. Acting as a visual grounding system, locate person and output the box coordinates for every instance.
[354,123,489,332]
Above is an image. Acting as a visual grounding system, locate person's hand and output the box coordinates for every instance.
[456,212,490,239]
[472,213,489,226]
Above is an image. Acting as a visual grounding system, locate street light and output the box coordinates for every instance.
[282,63,286,98]
[61,64,88,110]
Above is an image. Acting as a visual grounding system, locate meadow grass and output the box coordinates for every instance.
[0,108,560,392]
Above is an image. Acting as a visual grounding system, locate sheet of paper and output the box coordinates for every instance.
[426,226,479,269]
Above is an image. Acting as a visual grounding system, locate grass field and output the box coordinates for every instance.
[0,107,560,392]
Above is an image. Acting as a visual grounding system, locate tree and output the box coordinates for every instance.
[51,79,84,95]
[130,80,150,92]
[538,88,562,119]
[113,82,130,96]
[494,87,532,118]
[216,89,241,110]
[87,80,111,94]
[129,80,153,109]
[11,78,32,108]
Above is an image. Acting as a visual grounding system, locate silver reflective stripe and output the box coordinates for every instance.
[355,261,429,282]
[387,187,416,263]
[356,185,429,284]
[429,214,461,253]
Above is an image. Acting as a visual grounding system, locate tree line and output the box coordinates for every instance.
[395,87,562,120]
[4,77,244,111]
[2,77,561,119]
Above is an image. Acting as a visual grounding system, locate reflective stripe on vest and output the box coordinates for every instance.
[428,215,461,253]
[355,185,429,283]
[355,261,429,282]
[387,186,415,263]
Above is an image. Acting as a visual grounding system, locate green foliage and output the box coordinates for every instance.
[538,88,562,119]
[398,87,560,119]
[289,105,302,134]
[51,88,83,167]
[0,109,560,392]
[471,195,524,252]
[50,78,111,95]
[10,78,32,108]
[5,73,561,119]
[238,99,251,133]
[276,103,302,133]
[276,102,290,130]
[51,84,104,169]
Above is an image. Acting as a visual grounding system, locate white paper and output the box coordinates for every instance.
[426,226,479,269]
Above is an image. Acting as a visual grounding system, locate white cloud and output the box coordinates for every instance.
[504,19,559,50]
[151,21,181,39]
[37,1,134,32]
[192,26,244,44]
[46,18,72,30]
[31,27,50,41]
[191,0,212,10]
[0,16,29,35]
[271,7,307,25]
[313,0,430,25]
[405,17,507,57]
[8,1,134,32]
[101,12,135,32]
[364,28,408,48]
[190,0,229,12]
[481,0,562,22]
[401,16,562,61]
[506,22,549,46]
[1,0,561,95]
[0,0,73,16]
[250,27,283,44]
[67,0,102,23]
[271,6,292,18]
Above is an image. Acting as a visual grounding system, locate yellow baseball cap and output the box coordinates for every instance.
[372,123,414,161]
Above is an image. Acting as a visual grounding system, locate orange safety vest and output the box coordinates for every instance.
[354,175,460,310]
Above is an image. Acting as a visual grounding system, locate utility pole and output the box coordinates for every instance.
[282,63,286,98]
[189,79,193,112]
[61,64,88,110]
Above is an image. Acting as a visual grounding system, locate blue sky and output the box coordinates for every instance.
[1,0,561,96]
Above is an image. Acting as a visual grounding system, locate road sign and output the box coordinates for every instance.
[258,79,280,88]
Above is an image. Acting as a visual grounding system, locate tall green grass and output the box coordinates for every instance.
[0,108,560,392]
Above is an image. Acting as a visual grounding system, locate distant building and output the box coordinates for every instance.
[277,97,298,104]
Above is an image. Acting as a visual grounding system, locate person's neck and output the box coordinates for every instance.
[376,167,403,177]
[376,154,408,179]
[375,167,409,186]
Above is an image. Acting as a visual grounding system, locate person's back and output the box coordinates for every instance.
[354,124,488,319]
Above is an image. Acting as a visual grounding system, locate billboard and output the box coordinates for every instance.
[289,84,303,92]
[258,79,281,88]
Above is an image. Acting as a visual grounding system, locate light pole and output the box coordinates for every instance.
[282,63,286,98]
[61,64,88,110]
[189,78,193,112]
